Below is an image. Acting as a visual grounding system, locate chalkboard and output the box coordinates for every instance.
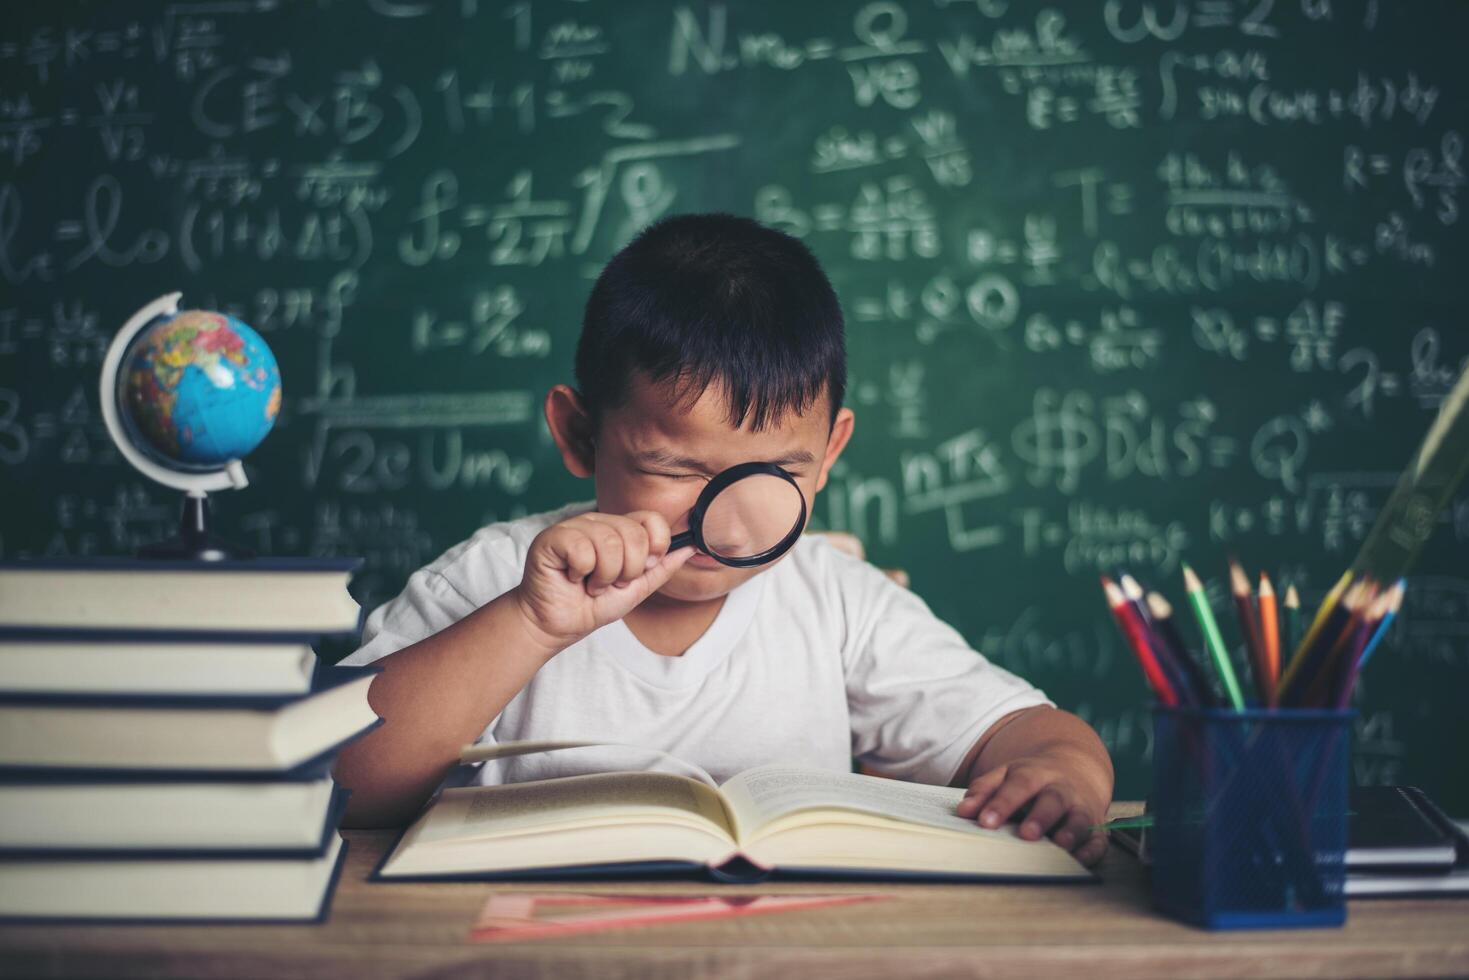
[2,1,1466,811]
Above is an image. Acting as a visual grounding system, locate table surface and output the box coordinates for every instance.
[2,804,1467,980]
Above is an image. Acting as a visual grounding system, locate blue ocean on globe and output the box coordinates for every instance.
[119,310,282,469]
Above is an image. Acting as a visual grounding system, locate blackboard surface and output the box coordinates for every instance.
[2,1,1466,810]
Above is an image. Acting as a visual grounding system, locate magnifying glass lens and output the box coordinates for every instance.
[699,473,804,561]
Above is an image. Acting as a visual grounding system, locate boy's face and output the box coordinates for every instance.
[547,373,855,605]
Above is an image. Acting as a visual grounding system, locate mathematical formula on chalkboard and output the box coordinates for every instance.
[1,1,1465,808]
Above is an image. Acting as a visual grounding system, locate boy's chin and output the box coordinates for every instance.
[655,566,745,603]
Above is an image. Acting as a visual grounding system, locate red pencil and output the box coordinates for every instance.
[1102,576,1178,706]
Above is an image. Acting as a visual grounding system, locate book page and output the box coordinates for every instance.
[411,771,734,846]
[720,765,993,839]
[380,773,739,877]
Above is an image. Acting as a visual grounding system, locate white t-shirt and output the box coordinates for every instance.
[340,502,1052,787]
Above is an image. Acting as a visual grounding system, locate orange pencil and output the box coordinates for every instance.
[1258,572,1280,699]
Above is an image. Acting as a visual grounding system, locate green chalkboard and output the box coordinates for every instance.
[2,1,1467,810]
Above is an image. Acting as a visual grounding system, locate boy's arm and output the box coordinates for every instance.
[334,510,692,828]
[952,705,1114,866]
[332,592,560,828]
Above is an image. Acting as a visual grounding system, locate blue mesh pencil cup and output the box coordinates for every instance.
[1150,705,1353,929]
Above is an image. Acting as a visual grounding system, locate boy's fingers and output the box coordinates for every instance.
[628,510,673,560]
[1075,832,1109,867]
[1018,787,1067,840]
[612,521,649,584]
[1053,807,1094,852]
[549,530,597,583]
[633,545,694,596]
[976,769,1045,829]
[955,766,1007,817]
[579,521,624,593]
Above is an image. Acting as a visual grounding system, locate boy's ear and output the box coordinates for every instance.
[814,407,855,493]
[544,384,597,478]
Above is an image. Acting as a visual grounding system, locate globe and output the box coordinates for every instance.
[118,309,281,470]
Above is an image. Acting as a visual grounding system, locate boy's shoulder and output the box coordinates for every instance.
[424,500,594,601]
[774,531,904,614]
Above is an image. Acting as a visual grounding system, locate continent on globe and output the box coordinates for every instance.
[119,310,282,468]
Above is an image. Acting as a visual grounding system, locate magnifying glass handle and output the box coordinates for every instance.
[669,529,696,552]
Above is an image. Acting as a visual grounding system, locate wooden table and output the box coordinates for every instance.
[3,806,1467,979]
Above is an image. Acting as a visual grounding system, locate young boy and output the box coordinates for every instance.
[334,214,1113,865]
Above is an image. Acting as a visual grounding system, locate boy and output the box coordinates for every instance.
[335,214,1113,865]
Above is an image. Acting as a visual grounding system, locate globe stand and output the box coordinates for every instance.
[139,491,254,562]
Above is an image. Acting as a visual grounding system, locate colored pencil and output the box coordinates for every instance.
[1102,577,1177,706]
[1121,574,1199,706]
[1356,579,1405,672]
[1258,573,1280,696]
[1284,581,1370,708]
[1276,570,1352,703]
[1285,584,1302,653]
[1332,590,1391,709]
[1321,580,1380,701]
[1229,560,1270,705]
[1182,565,1245,710]
[1146,591,1219,708]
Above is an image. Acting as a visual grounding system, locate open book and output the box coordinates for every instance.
[376,743,1092,883]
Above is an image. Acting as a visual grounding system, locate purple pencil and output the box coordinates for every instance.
[1332,590,1392,709]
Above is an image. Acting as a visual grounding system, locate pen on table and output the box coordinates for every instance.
[1182,564,1246,710]
[1102,576,1178,706]
[1276,570,1352,704]
[1145,591,1219,708]
[1229,560,1270,706]
[1093,815,1155,832]
[1120,573,1199,706]
[1258,573,1280,697]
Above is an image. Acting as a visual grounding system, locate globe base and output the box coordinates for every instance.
[139,492,255,562]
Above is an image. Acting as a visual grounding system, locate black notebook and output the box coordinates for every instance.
[1348,785,1459,870]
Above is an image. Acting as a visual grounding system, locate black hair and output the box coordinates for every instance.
[575,213,846,432]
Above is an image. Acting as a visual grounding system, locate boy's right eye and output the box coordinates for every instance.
[639,469,702,481]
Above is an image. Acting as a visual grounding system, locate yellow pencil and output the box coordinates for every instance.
[1275,569,1351,701]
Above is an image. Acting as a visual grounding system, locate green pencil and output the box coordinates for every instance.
[1183,565,1246,710]
[1285,583,1303,652]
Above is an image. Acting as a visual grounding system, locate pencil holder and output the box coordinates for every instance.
[1149,705,1353,930]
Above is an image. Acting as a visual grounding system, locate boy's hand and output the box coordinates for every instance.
[955,749,1110,866]
[512,510,694,655]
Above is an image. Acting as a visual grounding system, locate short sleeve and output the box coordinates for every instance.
[337,569,480,667]
[840,553,1054,786]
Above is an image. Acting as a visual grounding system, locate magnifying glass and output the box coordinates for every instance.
[668,461,808,568]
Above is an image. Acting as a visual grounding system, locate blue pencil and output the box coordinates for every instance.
[1355,579,1404,672]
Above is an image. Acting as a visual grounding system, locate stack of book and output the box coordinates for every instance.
[0,557,380,922]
